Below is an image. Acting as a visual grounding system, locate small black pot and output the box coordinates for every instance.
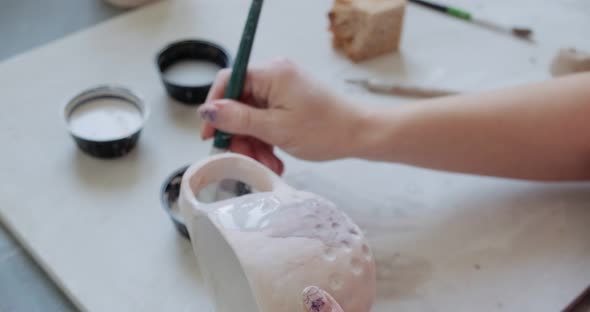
[63,85,149,159]
[160,165,191,239]
[156,39,231,105]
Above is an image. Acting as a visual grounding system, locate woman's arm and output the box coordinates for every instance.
[199,59,590,181]
[356,72,590,181]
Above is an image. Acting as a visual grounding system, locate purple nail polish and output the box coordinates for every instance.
[303,286,327,312]
[310,299,325,312]
[200,109,217,122]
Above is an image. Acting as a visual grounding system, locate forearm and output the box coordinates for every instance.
[354,73,590,181]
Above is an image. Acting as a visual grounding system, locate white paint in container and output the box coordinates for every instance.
[68,97,143,141]
[163,60,222,86]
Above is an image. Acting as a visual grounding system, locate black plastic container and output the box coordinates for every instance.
[160,165,190,239]
[63,85,149,159]
[156,39,231,105]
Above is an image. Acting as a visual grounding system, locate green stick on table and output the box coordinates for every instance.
[212,0,264,151]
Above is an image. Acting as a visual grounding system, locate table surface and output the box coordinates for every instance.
[0,1,122,311]
[0,1,588,311]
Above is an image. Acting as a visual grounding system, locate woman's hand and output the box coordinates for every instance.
[302,286,344,312]
[199,59,367,175]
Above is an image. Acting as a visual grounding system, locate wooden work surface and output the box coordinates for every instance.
[0,0,589,311]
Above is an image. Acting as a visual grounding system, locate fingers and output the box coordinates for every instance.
[200,59,293,140]
[229,138,284,175]
[198,99,273,140]
[302,286,344,312]
[274,154,285,176]
[229,136,256,159]
[201,67,264,140]
[206,69,231,103]
[252,139,284,175]
[201,69,231,140]
[200,66,283,174]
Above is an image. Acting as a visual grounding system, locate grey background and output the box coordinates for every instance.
[0,0,123,61]
[0,1,588,312]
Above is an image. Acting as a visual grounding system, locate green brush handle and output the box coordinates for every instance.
[213,0,264,150]
[446,6,471,20]
[409,0,472,21]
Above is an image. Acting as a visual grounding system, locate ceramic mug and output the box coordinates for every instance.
[179,153,377,312]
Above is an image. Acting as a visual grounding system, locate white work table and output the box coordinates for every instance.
[0,0,589,311]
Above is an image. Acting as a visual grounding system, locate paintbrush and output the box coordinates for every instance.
[206,0,264,201]
[347,78,459,98]
[409,0,533,41]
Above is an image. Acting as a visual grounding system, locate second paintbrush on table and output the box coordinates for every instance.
[409,0,533,42]
[347,78,459,98]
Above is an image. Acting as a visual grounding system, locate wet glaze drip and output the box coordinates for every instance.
[210,192,359,249]
[215,194,281,230]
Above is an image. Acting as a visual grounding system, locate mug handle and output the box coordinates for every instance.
[179,153,292,213]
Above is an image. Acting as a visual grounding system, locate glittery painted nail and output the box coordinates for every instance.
[199,108,217,123]
[302,286,328,312]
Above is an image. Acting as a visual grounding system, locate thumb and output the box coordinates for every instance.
[302,286,344,312]
[198,99,271,138]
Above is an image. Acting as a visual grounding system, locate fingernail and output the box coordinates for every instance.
[271,156,282,176]
[302,286,329,312]
[257,153,275,173]
[199,106,218,123]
